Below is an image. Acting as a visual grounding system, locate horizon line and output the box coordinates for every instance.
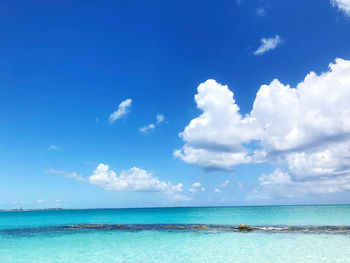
[1,203,350,212]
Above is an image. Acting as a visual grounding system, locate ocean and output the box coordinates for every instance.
[1,205,350,262]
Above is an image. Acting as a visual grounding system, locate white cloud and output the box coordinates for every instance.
[331,0,350,16]
[139,114,165,133]
[192,182,201,187]
[156,114,165,124]
[220,180,230,187]
[45,169,64,174]
[108,98,132,124]
[237,182,243,189]
[286,144,350,179]
[171,194,192,201]
[49,145,62,150]
[189,187,197,193]
[252,169,350,199]
[256,7,266,17]
[254,35,282,55]
[259,170,292,186]
[176,58,350,197]
[139,124,155,133]
[174,79,257,170]
[65,172,85,182]
[88,164,189,200]
[189,183,204,193]
[37,199,45,204]
[47,169,85,182]
[214,188,221,193]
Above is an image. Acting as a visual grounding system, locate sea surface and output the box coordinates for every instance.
[1,205,350,262]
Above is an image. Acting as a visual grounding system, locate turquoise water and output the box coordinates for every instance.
[1,206,350,262]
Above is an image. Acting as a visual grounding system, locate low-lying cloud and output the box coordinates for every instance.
[175,58,350,198]
[88,164,190,201]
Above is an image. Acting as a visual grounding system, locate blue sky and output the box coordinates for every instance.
[1,0,350,209]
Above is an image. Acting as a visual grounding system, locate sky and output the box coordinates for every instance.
[1,0,350,209]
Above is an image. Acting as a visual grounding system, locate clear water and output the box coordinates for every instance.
[1,205,350,262]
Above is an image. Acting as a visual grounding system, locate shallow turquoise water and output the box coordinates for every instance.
[1,206,350,262]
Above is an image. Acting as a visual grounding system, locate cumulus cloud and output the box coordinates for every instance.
[139,114,165,133]
[331,0,350,16]
[250,169,350,199]
[254,35,282,55]
[174,79,257,170]
[259,170,292,186]
[176,58,350,197]
[109,98,132,124]
[88,164,189,200]
[214,188,221,193]
[189,182,202,193]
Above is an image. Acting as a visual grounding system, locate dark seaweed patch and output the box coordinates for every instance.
[1,224,350,238]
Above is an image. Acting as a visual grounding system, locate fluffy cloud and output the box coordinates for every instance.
[139,114,165,133]
[109,98,132,123]
[189,182,203,193]
[253,169,350,199]
[88,164,189,200]
[174,79,258,170]
[176,58,350,197]
[259,170,292,186]
[331,0,350,15]
[254,35,282,55]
